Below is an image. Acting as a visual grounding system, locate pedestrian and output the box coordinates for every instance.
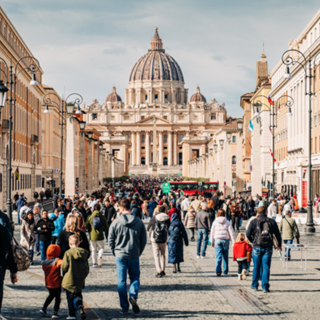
[246,206,282,293]
[0,209,14,238]
[19,201,29,224]
[20,211,36,265]
[168,202,181,220]
[130,200,142,219]
[230,201,241,232]
[16,195,25,225]
[147,196,158,219]
[282,198,292,216]
[280,210,300,261]
[142,200,149,219]
[62,234,89,320]
[267,200,277,220]
[57,215,90,259]
[39,245,62,318]
[190,196,201,211]
[168,213,189,273]
[147,206,170,277]
[50,208,65,244]
[181,195,191,221]
[195,202,211,259]
[246,196,256,218]
[233,232,252,280]
[221,198,231,221]
[210,209,236,276]
[108,199,147,315]
[86,203,108,268]
[0,224,18,314]
[184,206,196,241]
[35,210,55,262]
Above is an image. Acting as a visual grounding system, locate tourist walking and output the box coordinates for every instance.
[246,206,282,292]
[168,213,189,273]
[267,200,277,220]
[184,207,196,241]
[108,199,147,315]
[20,211,36,264]
[147,197,158,219]
[50,208,65,244]
[195,202,211,258]
[181,195,191,221]
[210,209,236,276]
[233,232,252,280]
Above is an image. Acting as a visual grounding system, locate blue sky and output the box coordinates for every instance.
[1,0,320,117]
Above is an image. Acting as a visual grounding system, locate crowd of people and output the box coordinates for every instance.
[0,177,303,319]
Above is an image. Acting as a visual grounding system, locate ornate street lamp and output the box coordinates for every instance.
[214,144,218,152]
[219,139,224,148]
[79,120,86,131]
[226,132,232,142]
[0,80,8,108]
[87,132,93,139]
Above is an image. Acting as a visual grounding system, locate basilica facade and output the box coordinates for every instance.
[84,28,230,176]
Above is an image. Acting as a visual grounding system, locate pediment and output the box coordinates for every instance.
[136,115,173,125]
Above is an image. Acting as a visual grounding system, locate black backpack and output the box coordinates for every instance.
[256,218,273,248]
[154,221,167,244]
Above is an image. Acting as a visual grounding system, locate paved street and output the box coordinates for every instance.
[1,222,320,320]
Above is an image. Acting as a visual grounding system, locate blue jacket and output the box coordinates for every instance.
[130,204,142,219]
[147,200,158,218]
[49,213,65,238]
[17,196,25,211]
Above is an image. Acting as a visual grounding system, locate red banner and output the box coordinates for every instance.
[302,181,307,208]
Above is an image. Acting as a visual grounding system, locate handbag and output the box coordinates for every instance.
[12,236,31,272]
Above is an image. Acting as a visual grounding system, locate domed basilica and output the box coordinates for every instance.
[84,28,229,176]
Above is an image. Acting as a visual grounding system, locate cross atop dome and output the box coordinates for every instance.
[150,27,164,52]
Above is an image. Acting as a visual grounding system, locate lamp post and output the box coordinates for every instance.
[282,49,320,232]
[251,94,294,199]
[0,56,40,221]
[43,92,83,198]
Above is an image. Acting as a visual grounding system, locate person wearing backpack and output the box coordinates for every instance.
[246,206,282,293]
[147,206,170,278]
[279,210,300,261]
[86,203,108,268]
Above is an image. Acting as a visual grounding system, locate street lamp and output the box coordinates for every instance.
[281,48,320,232]
[214,144,218,152]
[237,120,244,132]
[219,139,224,148]
[0,56,40,221]
[87,132,93,139]
[226,131,232,142]
[43,92,83,197]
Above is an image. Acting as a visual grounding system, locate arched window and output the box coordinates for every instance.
[179,134,184,142]
[232,155,236,165]
[141,157,146,165]
[163,157,168,166]
[163,135,168,143]
[141,135,145,143]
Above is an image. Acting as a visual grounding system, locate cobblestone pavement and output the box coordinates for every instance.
[1,223,320,320]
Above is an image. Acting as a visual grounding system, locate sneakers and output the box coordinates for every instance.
[251,286,258,291]
[119,311,129,315]
[52,312,60,319]
[238,274,242,280]
[93,264,98,268]
[173,269,177,274]
[39,308,47,316]
[201,256,205,259]
[78,305,87,319]
[98,258,102,268]
[66,316,76,320]
[197,255,200,259]
[177,267,181,273]
[129,297,140,314]
[216,273,221,276]
[246,270,250,276]
[190,237,195,242]
[241,269,247,280]
[160,271,166,276]
[155,273,162,278]
[263,289,270,293]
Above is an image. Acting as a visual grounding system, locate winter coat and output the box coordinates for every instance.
[184,210,196,229]
[147,200,158,217]
[130,204,142,219]
[42,245,62,289]
[57,230,90,259]
[209,216,236,244]
[49,213,65,238]
[168,208,181,220]
[86,210,108,241]
[61,247,89,293]
[233,240,252,261]
[0,210,14,236]
[195,210,211,230]
[191,199,201,211]
[35,218,55,242]
[280,215,300,241]
[142,203,149,217]
[0,224,17,272]
[246,200,256,218]
[167,214,189,264]
[20,218,36,250]
[181,198,191,211]
[147,212,171,243]
[230,204,241,217]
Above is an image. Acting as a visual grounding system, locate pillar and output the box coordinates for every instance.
[131,133,135,166]
[87,140,93,195]
[95,145,99,189]
[65,117,76,196]
[136,132,141,165]
[159,131,163,165]
[226,141,232,196]
[236,131,244,194]
[146,132,150,166]
[173,132,177,165]
[219,144,224,193]
[78,131,86,194]
[168,131,172,165]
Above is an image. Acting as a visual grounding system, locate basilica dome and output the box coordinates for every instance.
[129,28,184,82]
[106,86,122,102]
[190,86,206,102]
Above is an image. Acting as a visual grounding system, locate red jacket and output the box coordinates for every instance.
[233,241,252,261]
[168,208,181,221]
[42,244,62,289]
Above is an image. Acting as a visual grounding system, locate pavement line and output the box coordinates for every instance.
[24,270,100,320]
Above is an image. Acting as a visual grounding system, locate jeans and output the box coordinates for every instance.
[231,216,239,232]
[197,229,209,257]
[214,239,230,274]
[252,247,273,290]
[35,234,40,253]
[17,209,21,225]
[0,266,3,312]
[284,239,293,257]
[116,257,140,312]
[66,290,83,317]
[43,287,61,312]
[40,240,51,262]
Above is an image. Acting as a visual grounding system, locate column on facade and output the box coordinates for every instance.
[168,131,172,166]
[173,132,177,165]
[65,117,76,196]
[159,131,163,165]
[131,133,135,166]
[95,145,99,189]
[252,119,261,195]
[236,132,243,194]
[226,141,232,196]
[87,140,93,195]
[219,144,224,193]
[98,153,103,186]
[171,88,176,103]
[136,132,141,165]
[146,132,150,166]
[78,131,86,194]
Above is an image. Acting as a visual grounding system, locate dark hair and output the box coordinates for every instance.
[75,200,81,207]
[66,202,72,211]
[257,206,265,215]
[171,202,176,208]
[119,199,131,211]
[94,203,101,211]
[42,210,48,214]
[217,209,225,217]
[158,206,166,213]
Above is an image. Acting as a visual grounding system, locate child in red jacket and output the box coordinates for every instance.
[233,232,252,280]
[40,244,62,318]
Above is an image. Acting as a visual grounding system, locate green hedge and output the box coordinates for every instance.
[103,176,129,184]
[182,177,210,182]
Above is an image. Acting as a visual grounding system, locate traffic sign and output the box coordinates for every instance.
[129,173,132,176]
[177,173,181,176]
[163,182,171,193]
[198,182,203,186]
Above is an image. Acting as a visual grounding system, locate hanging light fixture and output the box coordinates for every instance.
[44,104,50,114]
[30,73,38,86]
[0,80,8,108]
